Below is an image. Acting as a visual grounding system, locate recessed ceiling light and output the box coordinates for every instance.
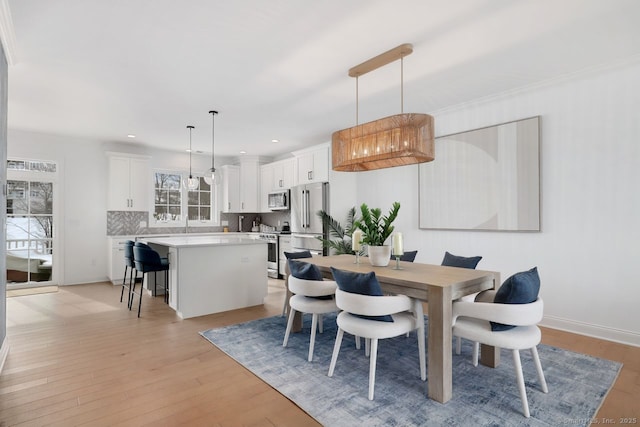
[239,150,247,154]
[271,139,279,143]
[185,149,192,153]
[127,134,136,138]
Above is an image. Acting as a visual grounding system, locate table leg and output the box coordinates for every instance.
[427,286,452,403]
[480,344,500,367]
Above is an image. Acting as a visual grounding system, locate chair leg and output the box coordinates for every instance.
[417,326,426,381]
[282,308,297,347]
[456,336,462,354]
[472,341,480,367]
[512,349,530,418]
[365,338,370,357]
[309,314,318,362]
[328,328,344,377]
[282,288,292,317]
[318,314,323,334]
[128,270,136,310]
[530,346,549,393]
[120,266,128,302]
[368,338,378,400]
[355,336,361,350]
[137,273,144,318]
[128,268,135,308]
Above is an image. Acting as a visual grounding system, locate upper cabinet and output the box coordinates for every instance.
[107,153,150,211]
[259,164,274,213]
[293,143,329,184]
[221,158,261,213]
[239,158,260,212]
[272,158,295,189]
[221,165,240,213]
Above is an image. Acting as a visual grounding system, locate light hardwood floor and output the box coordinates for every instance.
[1,281,639,426]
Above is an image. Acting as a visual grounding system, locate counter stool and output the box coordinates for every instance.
[120,240,136,308]
[132,243,170,317]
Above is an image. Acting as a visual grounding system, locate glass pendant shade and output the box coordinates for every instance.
[184,175,199,190]
[183,125,199,190]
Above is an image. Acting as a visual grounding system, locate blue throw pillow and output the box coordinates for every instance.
[288,259,323,281]
[390,250,418,262]
[284,250,312,260]
[330,267,393,322]
[441,251,482,269]
[288,259,332,300]
[491,267,541,331]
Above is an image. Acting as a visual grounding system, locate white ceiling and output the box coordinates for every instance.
[4,0,640,158]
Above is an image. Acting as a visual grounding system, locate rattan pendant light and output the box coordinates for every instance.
[332,43,435,171]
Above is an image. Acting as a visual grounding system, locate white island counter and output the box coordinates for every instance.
[144,235,267,319]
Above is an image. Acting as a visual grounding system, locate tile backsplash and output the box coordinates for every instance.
[107,210,292,236]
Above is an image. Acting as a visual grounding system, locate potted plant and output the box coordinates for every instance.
[316,207,363,255]
[353,202,401,266]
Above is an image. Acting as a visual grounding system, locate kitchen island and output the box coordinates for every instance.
[144,235,267,319]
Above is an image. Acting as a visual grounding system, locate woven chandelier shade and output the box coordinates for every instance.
[332,113,434,171]
[331,43,435,172]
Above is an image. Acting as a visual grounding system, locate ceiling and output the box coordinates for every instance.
[4,0,640,158]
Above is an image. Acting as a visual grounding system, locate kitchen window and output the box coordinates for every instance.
[152,171,219,226]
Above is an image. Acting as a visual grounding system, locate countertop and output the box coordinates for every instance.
[144,235,267,248]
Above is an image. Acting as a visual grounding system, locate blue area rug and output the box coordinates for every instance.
[200,314,621,426]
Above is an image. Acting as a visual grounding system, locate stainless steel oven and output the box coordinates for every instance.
[259,233,279,278]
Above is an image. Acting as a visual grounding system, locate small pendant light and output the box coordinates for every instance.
[184,125,199,190]
[204,110,221,185]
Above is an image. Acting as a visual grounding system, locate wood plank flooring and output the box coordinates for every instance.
[1,281,639,426]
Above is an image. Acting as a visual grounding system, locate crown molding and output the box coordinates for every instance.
[0,0,17,65]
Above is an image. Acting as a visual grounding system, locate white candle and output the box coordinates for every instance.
[352,229,363,251]
[392,233,404,256]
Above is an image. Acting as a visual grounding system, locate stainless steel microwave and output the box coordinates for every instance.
[268,189,289,211]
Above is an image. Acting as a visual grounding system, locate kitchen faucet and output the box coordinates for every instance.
[238,215,244,232]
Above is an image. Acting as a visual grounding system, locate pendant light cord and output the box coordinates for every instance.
[187,125,194,178]
[209,111,218,171]
[401,57,404,114]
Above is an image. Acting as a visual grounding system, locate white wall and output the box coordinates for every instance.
[7,132,234,285]
[352,61,640,346]
[8,131,108,285]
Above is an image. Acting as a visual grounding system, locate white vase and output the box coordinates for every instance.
[368,245,392,267]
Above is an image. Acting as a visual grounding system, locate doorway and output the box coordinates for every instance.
[6,159,57,288]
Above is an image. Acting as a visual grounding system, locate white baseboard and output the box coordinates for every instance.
[541,315,640,348]
[0,336,9,375]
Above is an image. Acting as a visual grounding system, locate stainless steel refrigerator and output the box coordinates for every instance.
[290,182,329,256]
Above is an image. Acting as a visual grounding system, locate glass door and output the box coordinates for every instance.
[6,159,57,288]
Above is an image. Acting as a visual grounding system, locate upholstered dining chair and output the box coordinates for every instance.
[120,240,136,308]
[132,243,170,317]
[282,274,338,362]
[440,251,483,353]
[282,250,313,317]
[327,268,426,401]
[452,290,548,418]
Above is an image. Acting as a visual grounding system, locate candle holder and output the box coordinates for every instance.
[392,255,403,270]
[354,252,360,264]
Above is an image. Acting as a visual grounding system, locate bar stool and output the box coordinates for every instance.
[132,242,170,317]
[120,240,136,308]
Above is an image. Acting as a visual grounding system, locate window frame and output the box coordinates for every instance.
[150,169,219,228]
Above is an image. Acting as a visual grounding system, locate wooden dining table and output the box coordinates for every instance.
[305,254,501,403]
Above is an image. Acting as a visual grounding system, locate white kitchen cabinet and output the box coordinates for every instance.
[239,158,260,212]
[221,165,240,213]
[272,158,295,189]
[278,235,292,277]
[107,154,151,211]
[294,143,329,184]
[108,236,136,284]
[221,159,261,213]
[260,163,274,212]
